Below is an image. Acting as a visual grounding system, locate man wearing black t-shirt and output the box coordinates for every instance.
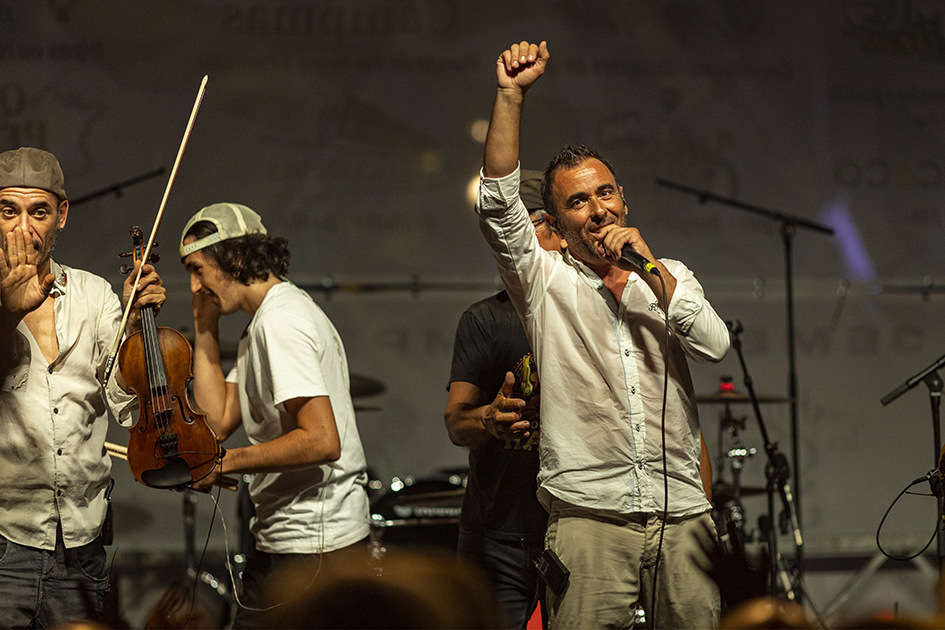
[444,171,561,629]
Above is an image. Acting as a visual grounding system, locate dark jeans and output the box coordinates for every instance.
[458,529,546,629]
[233,539,369,629]
[0,532,107,629]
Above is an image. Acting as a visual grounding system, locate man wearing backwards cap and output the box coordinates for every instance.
[0,147,165,627]
[179,203,370,629]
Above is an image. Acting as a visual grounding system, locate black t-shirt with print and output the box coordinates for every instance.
[448,291,546,542]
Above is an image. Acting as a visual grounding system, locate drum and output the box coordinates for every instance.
[370,473,466,550]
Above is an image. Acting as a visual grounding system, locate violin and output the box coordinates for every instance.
[117,226,223,489]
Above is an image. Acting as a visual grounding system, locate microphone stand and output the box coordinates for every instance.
[656,178,833,584]
[69,167,166,207]
[881,353,945,574]
[727,321,803,600]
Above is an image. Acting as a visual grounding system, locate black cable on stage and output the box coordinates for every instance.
[876,472,939,562]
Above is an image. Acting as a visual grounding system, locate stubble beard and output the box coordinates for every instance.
[559,212,626,267]
[34,228,59,271]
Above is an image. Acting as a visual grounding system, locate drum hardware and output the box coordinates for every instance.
[719,322,804,602]
[369,472,467,552]
[696,389,790,406]
[710,394,758,549]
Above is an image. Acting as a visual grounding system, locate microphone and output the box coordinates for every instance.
[621,244,660,275]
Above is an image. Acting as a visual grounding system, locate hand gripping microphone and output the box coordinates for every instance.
[621,244,660,276]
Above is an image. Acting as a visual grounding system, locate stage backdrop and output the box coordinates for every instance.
[6,0,945,589]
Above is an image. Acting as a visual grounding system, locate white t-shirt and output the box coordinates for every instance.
[228,281,370,553]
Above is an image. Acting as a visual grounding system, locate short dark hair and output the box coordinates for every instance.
[185,221,290,284]
[541,145,617,217]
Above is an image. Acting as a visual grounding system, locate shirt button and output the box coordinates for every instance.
[53,408,58,414]
[57,489,62,496]
[631,386,636,395]
[624,349,630,356]
[638,462,644,470]
[57,449,62,456]
[48,365,54,374]
[635,425,641,432]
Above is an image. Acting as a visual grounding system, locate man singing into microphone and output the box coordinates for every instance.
[475,40,730,628]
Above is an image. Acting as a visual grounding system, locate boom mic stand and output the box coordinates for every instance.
[881,353,945,574]
[69,168,166,207]
[656,178,833,582]
[728,321,803,599]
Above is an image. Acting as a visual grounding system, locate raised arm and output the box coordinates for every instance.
[483,40,549,179]
[190,289,242,440]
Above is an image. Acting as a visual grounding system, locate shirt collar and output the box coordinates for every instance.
[561,247,605,290]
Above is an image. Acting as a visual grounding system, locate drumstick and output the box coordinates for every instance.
[104,441,239,492]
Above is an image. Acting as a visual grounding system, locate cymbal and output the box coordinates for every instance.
[696,390,790,404]
[712,482,766,506]
[713,482,766,496]
[350,373,386,398]
[354,404,382,412]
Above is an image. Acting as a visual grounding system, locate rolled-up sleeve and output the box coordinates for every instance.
[664,260,730,364]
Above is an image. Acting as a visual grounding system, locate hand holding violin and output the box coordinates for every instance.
[122,259,165,335]
[190,458,223,492]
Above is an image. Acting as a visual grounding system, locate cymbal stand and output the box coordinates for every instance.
[727,321,802,599]
[715,404,756,549]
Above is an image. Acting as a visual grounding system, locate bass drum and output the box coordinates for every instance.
[370,471,466,551]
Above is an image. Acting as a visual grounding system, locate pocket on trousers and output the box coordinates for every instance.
[73,537,107,583]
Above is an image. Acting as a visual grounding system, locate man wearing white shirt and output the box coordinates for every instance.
[0,147,164,627]
[179,203,370,629]
[476,41,730,628]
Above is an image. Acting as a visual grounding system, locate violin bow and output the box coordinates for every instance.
[101,75,208,387]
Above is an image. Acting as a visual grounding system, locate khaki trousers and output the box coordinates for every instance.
[545,499,719,629]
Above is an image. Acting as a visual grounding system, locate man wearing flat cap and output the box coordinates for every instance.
[0,147,165,627]
[179,203,370,629]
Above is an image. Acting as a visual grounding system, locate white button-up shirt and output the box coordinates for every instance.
[477,167,730,516]
[0,261,136,549]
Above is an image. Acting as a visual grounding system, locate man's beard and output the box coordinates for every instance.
[560,223,602,264]
[35,228,59,269]
[560,217,624,266]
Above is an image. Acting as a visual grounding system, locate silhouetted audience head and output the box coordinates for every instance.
[263,547,503,628]
[719,597,812,629]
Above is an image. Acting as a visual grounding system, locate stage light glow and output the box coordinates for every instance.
[821,198,875,281]
[469,119,489,143]
[466,174,480,207]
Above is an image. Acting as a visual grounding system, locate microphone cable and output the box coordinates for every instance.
[876,470,940,562]
[648,271,670,629]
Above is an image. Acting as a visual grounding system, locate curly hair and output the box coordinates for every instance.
[541,145,617,218]
[184,221,290,285]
